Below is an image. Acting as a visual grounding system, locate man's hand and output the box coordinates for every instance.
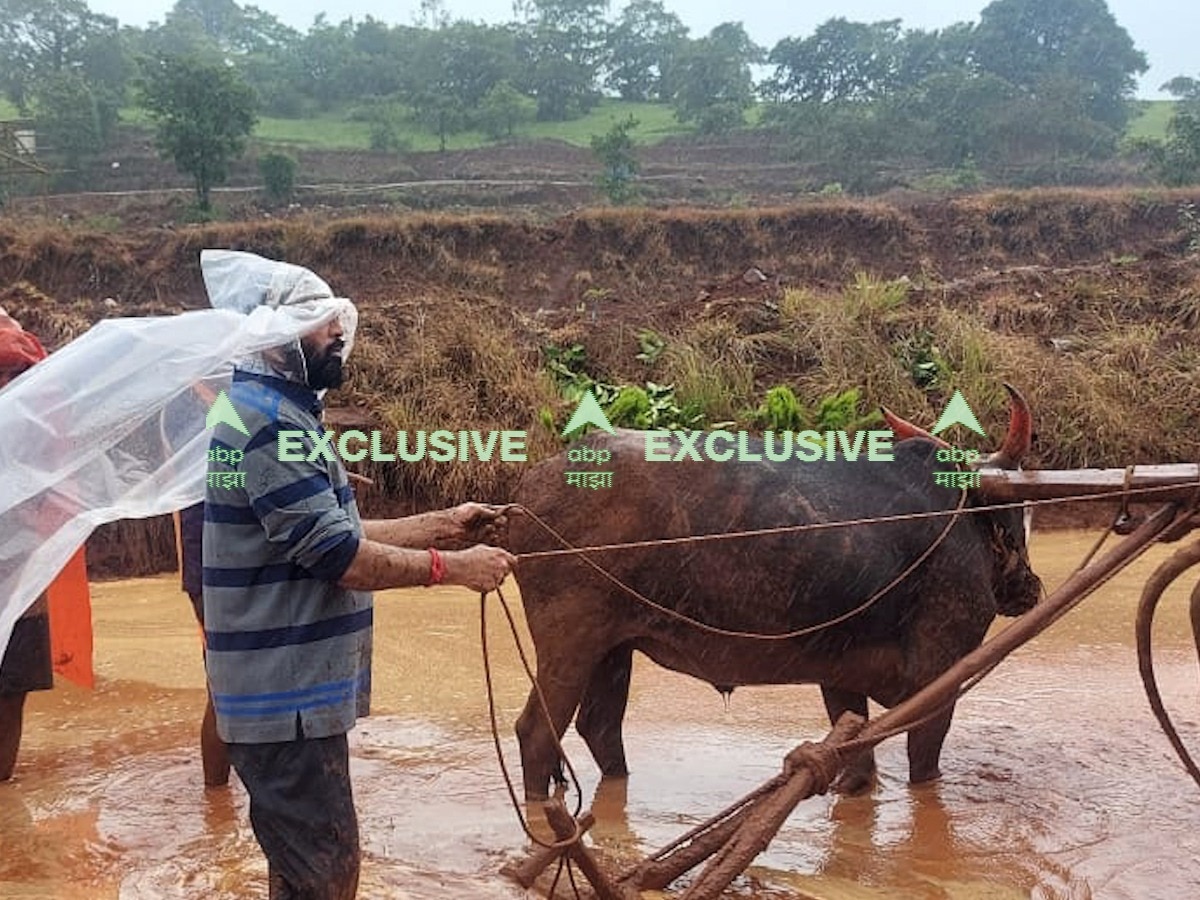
[445,545,518,593]
[445,502,518,545]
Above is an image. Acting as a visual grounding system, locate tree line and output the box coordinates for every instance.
[2,0,1198,203]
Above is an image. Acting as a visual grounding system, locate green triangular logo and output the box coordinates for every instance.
[931,389,985,437]
[561,389,615,437]
[206,390,250,436]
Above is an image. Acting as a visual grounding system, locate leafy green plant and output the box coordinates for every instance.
[812,388,873,431]
[754,385,805,431]
[895,330,951,389]
[542,342,705,434]
[635,328,665,364]
[643,382,705,430]
[607,385,652,427]
[543,343,589,385]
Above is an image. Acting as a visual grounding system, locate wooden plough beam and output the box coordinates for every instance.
[978,464,1200,503]
[505,487,1200,900]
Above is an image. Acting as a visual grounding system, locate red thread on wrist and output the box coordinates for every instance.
[427,547,446,586]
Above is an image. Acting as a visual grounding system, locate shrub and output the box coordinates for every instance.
[754,385,805,431]
[258,152,297,204]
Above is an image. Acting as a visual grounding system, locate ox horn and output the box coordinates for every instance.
[978,383,1033,470]
[879,406,951,448]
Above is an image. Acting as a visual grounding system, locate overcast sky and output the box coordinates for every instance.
[89,0,1195,100]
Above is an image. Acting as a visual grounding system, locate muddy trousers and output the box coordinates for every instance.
[227,734,360,900]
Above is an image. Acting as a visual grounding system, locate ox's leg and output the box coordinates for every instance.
[906,702,956,784]
[575,643,634,779]
[895,587,991,786]
[516,646,609,801]
[820,686,875,794]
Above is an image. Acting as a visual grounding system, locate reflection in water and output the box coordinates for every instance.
[2,531,1200,898]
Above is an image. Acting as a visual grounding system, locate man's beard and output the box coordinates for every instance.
[302,340,346,391]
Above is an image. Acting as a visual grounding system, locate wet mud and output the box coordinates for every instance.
[2,530,1199,899]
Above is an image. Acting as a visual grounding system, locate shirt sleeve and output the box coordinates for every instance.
[239,417,360,582]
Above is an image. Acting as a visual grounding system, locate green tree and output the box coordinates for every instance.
[513,0,608,120]
[670,23,762,134]
[604,0,688,101]
[1136,111,1200,186]
[1162,76,1200,116]
[408,21,518,112]
[75,26,132,142]
[477,80,536,140]
[290,16,369,109]
[0,0,123,113]
[972,0,1146,132]
[901,69,1019,168]
[891,24,973,91]
[404,22,517,150]
[410,89,468,152]
[139,55,258,210]
[32,69,100,172]
[765,18,903,104]
[591,114,639,203]
[1140,76,1200,185]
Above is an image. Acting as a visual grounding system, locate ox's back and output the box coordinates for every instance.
[509,429,995,644]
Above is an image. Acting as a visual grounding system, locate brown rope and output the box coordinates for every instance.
[512,480,1196,563]
[1071,465,1134,574]
[784,742,843,794]
[480,588,587,851]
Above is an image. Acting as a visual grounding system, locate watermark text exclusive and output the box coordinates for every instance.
[644,430,895,463]
[279,429,529,463]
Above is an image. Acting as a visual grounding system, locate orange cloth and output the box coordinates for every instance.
[1,315,92,687]
[0,317,47,369]
[45,548,94,689]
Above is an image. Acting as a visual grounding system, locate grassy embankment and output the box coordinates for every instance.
[5,98,1169,151]
[84,99,692,152]
[1126,100,1177,141]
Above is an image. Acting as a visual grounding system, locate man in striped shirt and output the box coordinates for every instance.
[202,253,514,899]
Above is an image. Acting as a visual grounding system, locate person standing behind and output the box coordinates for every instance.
[0,310,53,782]
[178,501,230,788]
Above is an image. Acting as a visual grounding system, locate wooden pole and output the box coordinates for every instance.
[500,811,596,888]
[622,799,756,891]
[543,800,639,900]
[679,714,865,900]
[978,465,1200,503]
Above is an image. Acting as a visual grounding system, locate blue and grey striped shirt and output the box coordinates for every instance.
[202,370,370,744]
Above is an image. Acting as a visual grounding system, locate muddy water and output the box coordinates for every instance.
[2,530,1199,899]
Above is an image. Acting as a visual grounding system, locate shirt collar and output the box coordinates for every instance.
[233,369,323,418]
